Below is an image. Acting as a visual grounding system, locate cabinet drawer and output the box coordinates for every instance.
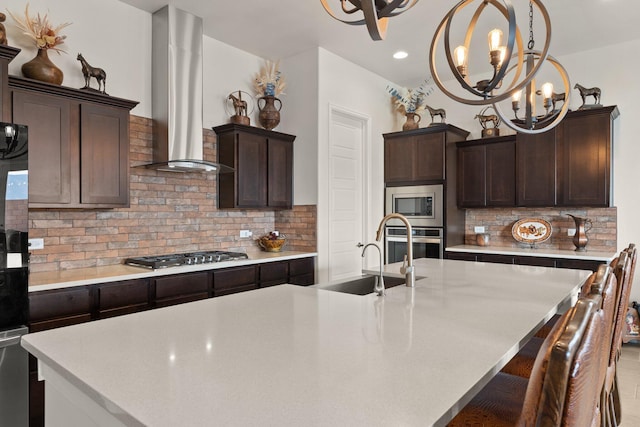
[556,259,604,272]
[289,273,315,286]
[213,266,257,292]
[515,256,556,267]
[445,252,478,261]
[155,272,210,299]
[478,254,515,264]
[29,287,92,323]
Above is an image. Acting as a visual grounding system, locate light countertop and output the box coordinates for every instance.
[28,250,317,292]
[22,258,590,426]
[446,244,615,261]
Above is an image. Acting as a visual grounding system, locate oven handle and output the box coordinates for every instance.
[386,236,442,244]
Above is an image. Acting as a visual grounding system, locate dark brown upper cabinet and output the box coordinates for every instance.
[457,136,516,208]
[457,106,618,208]
[516,128,557,206]
[214,123,295,209]
[557,106,618,207]
[9,76,138,208]
[384,125,469,186]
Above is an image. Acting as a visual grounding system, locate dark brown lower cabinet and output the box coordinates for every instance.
[259,260,289,288]
[154,272,211,308]
[97,279,151,319]
[445,251,606,272]
[289,257,316,285]
[213,265,258,296]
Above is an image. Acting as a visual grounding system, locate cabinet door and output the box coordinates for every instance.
[267,137,293,208]
[259,260,289,287]
[414,133,445,181]
[213,265,257,296]
[154,272,210,307]
[12,90,75,205]
[558,111,611,206]
[457,145,486,207]
[485,140,515,206]
[80,103,130,206]
[384,137,414,183]
[517,130,557,206]
[29,287,92,332]
[97,279,150,318]
[237,133,268,207]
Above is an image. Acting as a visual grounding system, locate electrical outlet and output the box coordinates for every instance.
[474,226,485,233]
[239,230,253,238]
[29,238,44,250]
[568,228,576,237]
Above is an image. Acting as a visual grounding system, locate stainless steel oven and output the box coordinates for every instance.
[385,185,443,227]
[385,226,443,264]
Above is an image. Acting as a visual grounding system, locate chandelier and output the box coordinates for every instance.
[429,0,570,134]
[320,0,419,41]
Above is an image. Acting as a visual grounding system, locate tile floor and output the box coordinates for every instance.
[619,340,640,426]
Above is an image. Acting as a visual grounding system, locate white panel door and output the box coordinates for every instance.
[327,108,368,282]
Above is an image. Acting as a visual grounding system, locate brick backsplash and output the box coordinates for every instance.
[464,207,617,252]
[28,115,317,273]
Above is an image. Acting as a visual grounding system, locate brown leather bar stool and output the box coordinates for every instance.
[447,270,611,427]
[605,244,637,427]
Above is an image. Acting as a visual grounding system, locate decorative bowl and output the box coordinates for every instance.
[258,235,286,252]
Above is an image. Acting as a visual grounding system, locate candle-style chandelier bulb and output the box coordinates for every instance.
[454,45,468,77]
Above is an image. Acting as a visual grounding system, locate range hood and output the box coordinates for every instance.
[143,5,231,173]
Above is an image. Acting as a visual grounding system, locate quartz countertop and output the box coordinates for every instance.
[446,244,615,261]
[22,258,590,426]
[28,250,317,292]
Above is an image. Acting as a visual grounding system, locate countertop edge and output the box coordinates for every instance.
[28,251,317,292]
[445,245,615,261]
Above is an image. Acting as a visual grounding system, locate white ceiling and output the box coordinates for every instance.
[117,0,640,88]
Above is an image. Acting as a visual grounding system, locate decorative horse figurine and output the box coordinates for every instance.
[77,53,107,94]
[425,105,446,124]
[574,83,601,107]
[228,92,247,117]
[474,113,500,129]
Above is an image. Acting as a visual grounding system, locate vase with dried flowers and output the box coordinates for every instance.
[8,4,71,85]
[253,60,286,130]
[387,77,435,131]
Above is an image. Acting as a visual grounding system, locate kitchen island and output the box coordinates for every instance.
[22,258,591,426]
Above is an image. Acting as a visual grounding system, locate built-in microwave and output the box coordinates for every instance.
[385,184,443,227]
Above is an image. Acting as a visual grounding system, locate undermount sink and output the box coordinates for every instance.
[313,274,406,296]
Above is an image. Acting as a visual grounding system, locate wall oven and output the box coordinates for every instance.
[385,184,444,262]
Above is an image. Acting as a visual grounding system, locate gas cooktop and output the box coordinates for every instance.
[124,251,249,269]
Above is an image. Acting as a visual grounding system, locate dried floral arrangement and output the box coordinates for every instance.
[387,77,435,114]
[8,4,71,53]
[253,60,286,97]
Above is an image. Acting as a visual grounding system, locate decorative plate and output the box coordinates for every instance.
[512,218,552,244]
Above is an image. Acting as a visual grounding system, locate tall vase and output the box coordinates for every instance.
[403,112,421,131]
[257,96,282,130]
[21,49,63,85]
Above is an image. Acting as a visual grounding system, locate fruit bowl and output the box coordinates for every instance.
[257,233,286,252]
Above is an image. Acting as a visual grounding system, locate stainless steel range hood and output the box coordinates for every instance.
[143,5,231,173]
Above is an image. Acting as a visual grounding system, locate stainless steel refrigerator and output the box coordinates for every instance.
[0,122,29,426]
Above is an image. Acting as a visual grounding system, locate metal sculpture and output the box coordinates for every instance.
[475,106,501,137]
[425,105,446,125]
[77,53,107,94]
[574,83,601,109]
[320,0,419,41]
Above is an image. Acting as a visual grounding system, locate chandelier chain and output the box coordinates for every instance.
[528,1,535,50]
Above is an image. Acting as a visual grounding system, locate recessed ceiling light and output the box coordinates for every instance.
[393,51,408,59]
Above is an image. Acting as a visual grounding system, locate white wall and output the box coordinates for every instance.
[315,48,396,283]
[280,49,319,205]
[4,0,152,117]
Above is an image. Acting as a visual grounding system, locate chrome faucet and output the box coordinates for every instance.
[375,213,415,288]
[359,242,385,296]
